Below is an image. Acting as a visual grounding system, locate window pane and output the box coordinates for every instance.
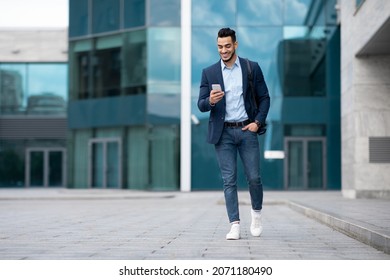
[73,130,92,187]
[192,0,235,26]
[30,151,44,186]
[284,0,311,25]
[282,27,326,96]
[308,141,323,188]
[237,0,283,26]
[49,151,63,187]
[27,64,68,115]
[75,51,90,99]
[123,30,147,94]
[92,0,120,34]
[149,0,180,26]
[69,0,89,37]
[147,94,181,123]
[124,0,145,28]
[0,64,26,114]
[127,127,148,189]
[147,28,181,94]
[287,141,304,188]
[69,40,93,100]
[107,141,119,188]
[150,126,179,190]
[93,35,122,98]
[1,63,68,115]
[92,142,104,188]
[93,48,121,97]
[237,27,283,98]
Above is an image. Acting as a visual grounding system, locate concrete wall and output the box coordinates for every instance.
[340,0,390,198]
[0,28,67,62]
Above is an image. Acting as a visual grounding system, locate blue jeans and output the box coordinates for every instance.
[215,127,263,223]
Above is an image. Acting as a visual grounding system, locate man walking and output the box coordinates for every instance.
[198,28,270,240]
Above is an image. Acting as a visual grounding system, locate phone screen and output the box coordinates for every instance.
[212,84,221,91]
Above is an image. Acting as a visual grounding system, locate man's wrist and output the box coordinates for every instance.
[254,120,262,128]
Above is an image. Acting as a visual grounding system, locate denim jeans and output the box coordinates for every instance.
[215,127,263,223]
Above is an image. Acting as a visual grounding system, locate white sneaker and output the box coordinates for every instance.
[226,223,240,240]
[250,209,263,237]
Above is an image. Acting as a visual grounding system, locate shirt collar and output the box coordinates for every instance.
[221,56,240,70]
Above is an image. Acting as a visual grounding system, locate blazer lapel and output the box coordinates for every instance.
[215,60,225,91]
[239,57,249,99]
[215,60,226,107]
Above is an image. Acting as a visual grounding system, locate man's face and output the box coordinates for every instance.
[217,36,237,64]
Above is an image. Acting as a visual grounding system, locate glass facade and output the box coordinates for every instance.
[68,0,181,190]
[92,0,120,34]
[0,59,68,187]
[67,0,341,191]
[0,63,68,115]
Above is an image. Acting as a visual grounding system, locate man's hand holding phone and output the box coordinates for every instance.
[210,84,224,105]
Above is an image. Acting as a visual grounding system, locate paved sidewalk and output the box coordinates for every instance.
[0,188,389,260]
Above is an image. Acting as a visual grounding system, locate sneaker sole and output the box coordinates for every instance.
[226,236,240,240]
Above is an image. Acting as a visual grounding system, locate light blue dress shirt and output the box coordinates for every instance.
[221,57,248,122]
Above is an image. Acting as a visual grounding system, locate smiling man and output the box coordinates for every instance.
[198,28,270,240]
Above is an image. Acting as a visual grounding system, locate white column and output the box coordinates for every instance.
[180,0,191,192]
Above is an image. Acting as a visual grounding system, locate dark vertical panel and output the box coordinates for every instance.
[69,0,89,38]
[92,0,120,34]
[124,0,146,28]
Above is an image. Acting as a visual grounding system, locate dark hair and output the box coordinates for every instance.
[217,28,236,42]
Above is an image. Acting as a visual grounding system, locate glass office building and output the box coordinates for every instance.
[0,29,68,188]
[68,0,340,191]
[68,0,181,190]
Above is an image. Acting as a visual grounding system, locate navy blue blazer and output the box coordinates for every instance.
[198,57,270,144]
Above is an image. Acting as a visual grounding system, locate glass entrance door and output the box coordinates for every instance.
[284,137,326,189]
[26,148,66,187]
[89,138,121,188]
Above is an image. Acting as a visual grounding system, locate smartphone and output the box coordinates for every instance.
[212,84,221,91]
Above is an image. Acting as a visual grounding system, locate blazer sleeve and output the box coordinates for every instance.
[197,69,214,112]
[253,62,270,124]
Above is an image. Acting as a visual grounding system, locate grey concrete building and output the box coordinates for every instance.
[340,0,390,198]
